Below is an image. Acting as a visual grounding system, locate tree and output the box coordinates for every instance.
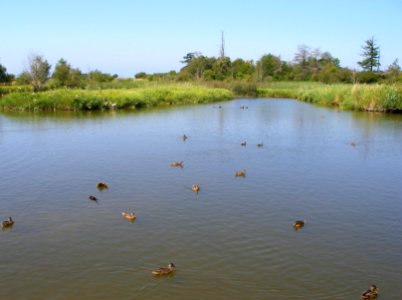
[0,63,14,83]
[52,58,82,87]
[231,58,254,80]
[16,71,31,85]
[358,37,380,72]
[27,54,51,92]
[88,70,117,82]
[293,45,313,80]
[135,72,147,79]
[386,58,400,80]
[0,63,7,82]
[181,52,201,65]
[256,54,283,81]
[53,58,71,86]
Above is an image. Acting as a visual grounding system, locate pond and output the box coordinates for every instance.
[1,98,402,299]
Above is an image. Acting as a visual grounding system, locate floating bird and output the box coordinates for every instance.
[170,161,183,168]
[182,134,188,141]
[257,143,264,148]
[240,141,247,147]
[88,195,98,202]
[97,181,108,190]
[192,185,200,193]
[361,284,379,300]
[351,142,357,147]
[235,170,246,177]
[293,220,305,230]
[122,212,136,221]
[152,263,176,276]
[2,217,14,228]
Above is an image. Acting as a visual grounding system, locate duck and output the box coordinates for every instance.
[152,263,176,276]
[182,134,188,141]
[192,185,200,193]
[257,143,264,148]
[2,217,14,228]
[122,212,136,221]
[88,195,98,201]
[97,181,108,190]
[293,220,305,230]
[361,284,379,299]
[240,141,247,147]
[351,142,357,147]
[170,161,183,168]
[235,170,246,177]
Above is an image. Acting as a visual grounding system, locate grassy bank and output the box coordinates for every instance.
[0,85,233,111]
[258,82,402,112]
[0,85,32,96]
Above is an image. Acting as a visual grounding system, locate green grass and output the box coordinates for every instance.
[2,81,402,113]
[258,82,402,112]
[0,85,233,111]
[0,85,32,96]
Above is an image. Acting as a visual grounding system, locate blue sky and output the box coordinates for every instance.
[1,0,401,77]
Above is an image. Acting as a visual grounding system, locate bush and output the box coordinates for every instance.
[356,71,381,84]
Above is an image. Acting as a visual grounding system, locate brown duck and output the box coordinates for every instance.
[152,263,176,276]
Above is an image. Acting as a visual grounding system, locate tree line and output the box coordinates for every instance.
[176,38,400,84]
[0,37,401,90]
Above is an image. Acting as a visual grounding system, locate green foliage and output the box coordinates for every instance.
[358,37,381,71]
[52,58,83,88]
[0,64,6,82]
[16,72,31,85]
[385,59,401,82]
[0,85,32,96]
[256,54,282,81]
[0,85,233,111]
[52,59,70,86]
[135,72,147,79]
[356,71,381,83]
[258,81,402,112]
[88,70,118,82]
[231,58,254,80]
[0,63,14,83]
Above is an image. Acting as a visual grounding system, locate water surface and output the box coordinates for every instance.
[1,99,402,299]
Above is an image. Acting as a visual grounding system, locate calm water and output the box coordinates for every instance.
[1,99,402,299]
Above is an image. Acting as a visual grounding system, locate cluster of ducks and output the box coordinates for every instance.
[88,182,136,221]
[1,126,379,289]
[87,181,174,275]
[240,141,263,148]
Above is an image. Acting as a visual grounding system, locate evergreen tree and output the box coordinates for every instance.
[358,37,380,71]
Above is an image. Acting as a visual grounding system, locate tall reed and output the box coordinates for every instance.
[0,85,233,111]
[258,82,402,112]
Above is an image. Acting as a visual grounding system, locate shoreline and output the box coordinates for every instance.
[1,82,402,113]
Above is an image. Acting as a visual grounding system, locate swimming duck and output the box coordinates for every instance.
[293,220,305,230]
[88,195,98,201]
[2,217,14,228]
[152,263,176,276]
[257,143,264,148]
[361,284,379,299]
[182,134,188,141]
[240,141,247,147]
[97,182,108,190]
[192,185,200,193]
[235,170,246,177]
[122,212,136,221]
[170,161,183,168]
